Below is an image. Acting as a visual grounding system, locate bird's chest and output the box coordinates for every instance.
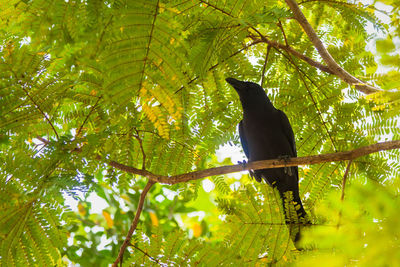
[242,113,288,160]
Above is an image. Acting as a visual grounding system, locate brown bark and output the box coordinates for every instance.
[112,181,155,267]
[109,140,400,185]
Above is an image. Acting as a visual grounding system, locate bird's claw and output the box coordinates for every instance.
[237,160,247,169]
[278,155,293,176]
[238,160,257,180]
[278,155,291,161]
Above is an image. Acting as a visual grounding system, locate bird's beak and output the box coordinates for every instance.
[225,77,244,91]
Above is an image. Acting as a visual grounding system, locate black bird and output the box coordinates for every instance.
[226,77,310,247]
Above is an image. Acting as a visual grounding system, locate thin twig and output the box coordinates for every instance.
[199,0,234,17]
[133,128,147,170]
[94,15,114,57]
[130,243,166,266]
[273,46,330,99]
[277,20,289,47]
[340,160,352,202]
[107,140,400,185]
[21,87,59,140]
[277,47,337,151]
[260,45,271,88]
[174,40,262,94]
[33,136,50,157]
[35,136,50,144]
[138,0,160,94]
[337,160,353,228]
[249,30,334,74]
[76,96,102,138]
[112,180,155,267]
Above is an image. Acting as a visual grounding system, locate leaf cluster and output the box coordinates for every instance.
[0,0,400,266]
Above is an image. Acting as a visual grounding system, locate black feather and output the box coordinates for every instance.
[226,77,310,248]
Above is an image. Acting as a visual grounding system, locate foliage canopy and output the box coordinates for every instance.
[1,0,400,266]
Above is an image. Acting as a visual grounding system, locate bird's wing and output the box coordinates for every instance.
[277,109,297,157]
[239,120,262,182]
[238,120,250,158]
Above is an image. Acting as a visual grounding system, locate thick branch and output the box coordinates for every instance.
[109,140,400,185]
[284,0,380,94]
[113,181,155,267]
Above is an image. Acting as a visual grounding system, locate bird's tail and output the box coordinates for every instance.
[280,191,311,249]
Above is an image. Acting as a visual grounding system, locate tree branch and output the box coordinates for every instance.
[76,96,102,138]
[174,39,262,94]
[21,87,59,140]
[108,140,400,185]
[249,29,334,75]
[133,128,147,170]
[129,243,166,266]
[284,0,380,94]
[260,45,271,88]
[340,160,352,201]
[337,159,352,228]
[112,181,155,267]
[35,136,49,144]
[199,0,234,17]
[109,141,399,264]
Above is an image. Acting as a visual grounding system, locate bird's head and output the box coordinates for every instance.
[226,77,273,111]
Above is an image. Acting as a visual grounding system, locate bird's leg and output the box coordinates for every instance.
[237,159,247,168]
[278,155,293,176]
[237,160,256,179]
